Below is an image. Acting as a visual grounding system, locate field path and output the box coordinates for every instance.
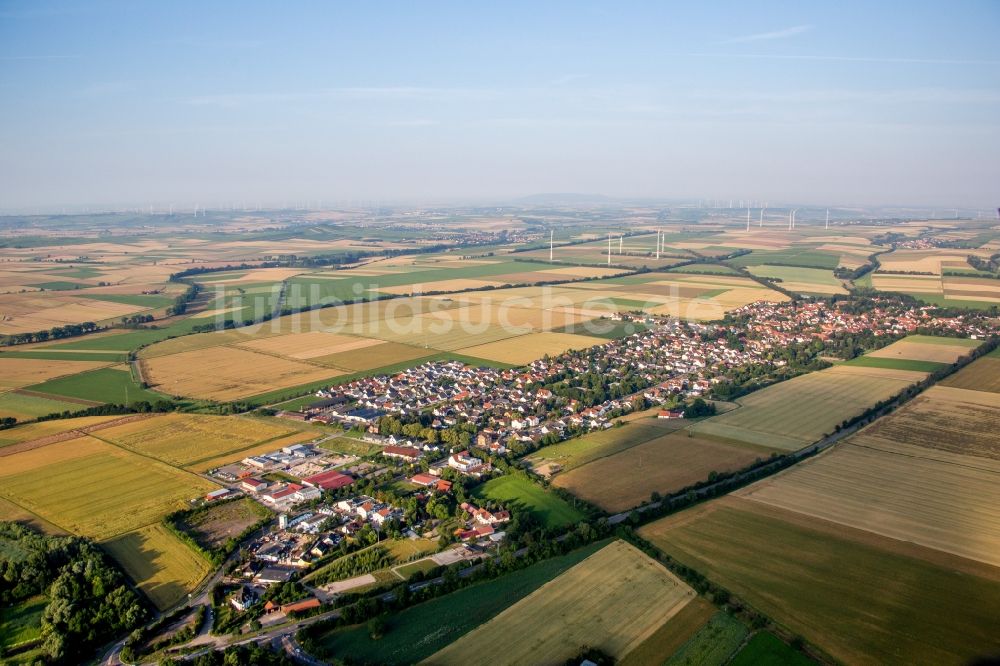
[0,413,158,458]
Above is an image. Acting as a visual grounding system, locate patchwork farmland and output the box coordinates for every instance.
[640,378,1000,664]
[0,411,324,610]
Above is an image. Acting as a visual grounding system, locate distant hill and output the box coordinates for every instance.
[514,193,618,206]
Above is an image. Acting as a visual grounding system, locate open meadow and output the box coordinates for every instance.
[426,540,696,666]
[473,475,585,529]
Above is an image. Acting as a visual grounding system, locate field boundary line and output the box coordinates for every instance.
[846,440,1000,475]
[182,423,307,468]
[0,493,74,535]
[12,388,102,406]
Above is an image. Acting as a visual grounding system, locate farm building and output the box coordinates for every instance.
[382,445,422,461]
[302,469,354,491]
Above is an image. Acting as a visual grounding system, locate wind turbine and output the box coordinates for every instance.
[825,209,830,230]
[655,229,661,259]
[607,233,612,266]
[788,210,793,230]
[746,207,751,232]
[549,230,554,261]
[759,207,765,228]
[619,235,623,254]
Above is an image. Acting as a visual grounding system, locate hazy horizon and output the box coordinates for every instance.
[2,1,998,210]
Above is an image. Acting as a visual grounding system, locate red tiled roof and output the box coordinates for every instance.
[302,470,354,490]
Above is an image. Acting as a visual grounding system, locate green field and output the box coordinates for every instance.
[317,540,608,664]
[641,501,1000,665]
[901,292,1000,310]
[317,436,381,457]
[902,334,982,347]
[472,475,585,529]
[34,280,89,291]
[746,265,843,287]
[393,558,439,579]
[728,632,816,666]
[0,392,84,421]
[79,293,175,308]
[727,249,839,270]
[664,611,748,666]
[25,366,167,404]
[527,422,668,471]
[842,356,946,373]
[554,319,649,340]
[0,350,126,362]
[0,596,46,652]
[667,263,741,275]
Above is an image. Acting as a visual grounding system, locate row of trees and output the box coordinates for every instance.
[2,320,98,345]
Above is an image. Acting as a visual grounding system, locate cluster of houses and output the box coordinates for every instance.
[730,298,992,341]
[454,501,510,541]
[234,493,410,587]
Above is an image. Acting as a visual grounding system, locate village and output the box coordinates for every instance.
[191,295,992,633]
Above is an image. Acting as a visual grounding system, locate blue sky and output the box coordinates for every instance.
[1,1,998,210]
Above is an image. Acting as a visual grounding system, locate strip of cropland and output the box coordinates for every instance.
[689,364,931,450]
[425,540,696,665]
[552,429,768,513]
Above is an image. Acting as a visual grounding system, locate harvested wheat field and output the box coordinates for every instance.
[456,331,606,365]
[236,330,384,359]
[0,357,107,390]
[425,540,695,666]
[690,365,926,450]
[639,497,1000,666]
[0,435,215,539]
[870,274,942,294]
[102,523,211,610]
[853,385,1000,461]
[94,413,304,466]
[144,346,343,401]
[311,341,432,372]
[555,432,764,512]
[940,355,1000,394]
[867,335,980,364]
[736,441,1000,567]
[0,414,129,448]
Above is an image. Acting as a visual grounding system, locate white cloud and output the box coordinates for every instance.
[723,24,813,43]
